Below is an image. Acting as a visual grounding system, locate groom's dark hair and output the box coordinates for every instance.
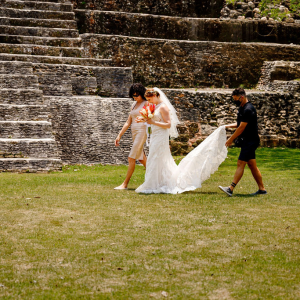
[129,83,147,100]
[232,88,246,97]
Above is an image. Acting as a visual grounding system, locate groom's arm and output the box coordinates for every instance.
[225,123,237,129]
[225,122,247,147]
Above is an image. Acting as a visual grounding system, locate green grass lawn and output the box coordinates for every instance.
[0,148,299,299]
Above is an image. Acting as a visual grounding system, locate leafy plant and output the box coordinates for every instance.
[225,0,300,20]
[226,0,238,4]
[259,0,300,20]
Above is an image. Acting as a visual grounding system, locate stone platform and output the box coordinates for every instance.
[0,0,134,171]
[0,0,299,173]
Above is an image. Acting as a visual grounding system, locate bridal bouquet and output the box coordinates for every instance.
[136,103,156,122]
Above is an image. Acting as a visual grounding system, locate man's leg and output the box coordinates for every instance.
[247,159,266,191]
[230,160,247,191]
[219,159,247,196]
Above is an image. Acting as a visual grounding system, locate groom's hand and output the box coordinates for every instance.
[225,138,233,147]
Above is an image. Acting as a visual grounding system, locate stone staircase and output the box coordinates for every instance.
[70,0,300,149]
[0,60,61,171]
[0,0,134,171]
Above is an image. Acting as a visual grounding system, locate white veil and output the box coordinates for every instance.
[154,87,180,138]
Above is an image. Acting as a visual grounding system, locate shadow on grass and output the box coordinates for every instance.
[184,191,218,195]
[125,190,219,195]
[233,193,260,198]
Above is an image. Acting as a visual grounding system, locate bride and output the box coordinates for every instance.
[135,87,228,194]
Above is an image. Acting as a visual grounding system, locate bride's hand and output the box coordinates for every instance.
[147,119,154,125]
[135,117,147,123]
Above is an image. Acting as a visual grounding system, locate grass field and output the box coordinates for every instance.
[0,148,299,299]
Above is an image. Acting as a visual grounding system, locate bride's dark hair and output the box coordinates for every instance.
[145,88,160,97]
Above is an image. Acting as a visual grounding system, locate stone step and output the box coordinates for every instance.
[0,35,81,47]
[32,63,133,97]
[0,60,33,75]
[0,43,83,57]
[0,74,38,89]
[0,120,53,138]
[0,25,79,38]
[0,53,113,67]
[0,157,62,172]
[0,104,49,121]
[0,88,44,105]
[3,0,73,12]
[28,0,65,2]
[35,71,73,96]
[33,63,95,96]
[0,138,59,158]
[76,11,300,45]
[72,0,222,18]
[15,0,64,3]
[0,17,77,29]
[0,8,75,20]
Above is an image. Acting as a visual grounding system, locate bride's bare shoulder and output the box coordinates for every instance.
[159,103,169,112]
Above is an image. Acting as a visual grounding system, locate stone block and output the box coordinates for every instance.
[2,0,73,12]
[76,10,300,44]
[0,138,59,158]
[35,71,73,96]
[0,89,44,105]
[0,35,81,47]
[0,53,113,67]
[0,158,61,172]
[0,16,78,29]
[71,76,97,95]
[0,74,38,89]
[81,34,300,88]
[0,60,33,75]
[71,0,223,18]
[0,121,53,139]
[0,7,75,20]
[0,25,79,38]
[0,104,49,121]
[47,96,133,165]
[0,43,83,57]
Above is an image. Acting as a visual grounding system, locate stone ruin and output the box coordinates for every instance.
[0,0,299,171]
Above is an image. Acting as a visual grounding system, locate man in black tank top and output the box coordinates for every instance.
[219,88,267,197]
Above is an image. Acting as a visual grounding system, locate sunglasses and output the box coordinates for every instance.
[132,94,140,98]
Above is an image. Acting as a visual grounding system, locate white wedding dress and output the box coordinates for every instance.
[135,103,228,194]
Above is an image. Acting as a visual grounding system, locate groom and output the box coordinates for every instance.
[219,88,267,197]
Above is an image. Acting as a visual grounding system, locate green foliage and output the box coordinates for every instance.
[226,0,238,4]
[290,0,300,13]
[259,0,300,20]
[225,0,300,20]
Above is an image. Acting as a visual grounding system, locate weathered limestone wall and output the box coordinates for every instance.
[82,34,300,89]
[71,0,223,18]
[48,96,133,165]
[163,89,300,153]
[30,64,133,98]
[257,61,300,93]
[76,11,300,44]
[47,90,300,165]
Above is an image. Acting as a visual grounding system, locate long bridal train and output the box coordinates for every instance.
[136,125,228,194]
